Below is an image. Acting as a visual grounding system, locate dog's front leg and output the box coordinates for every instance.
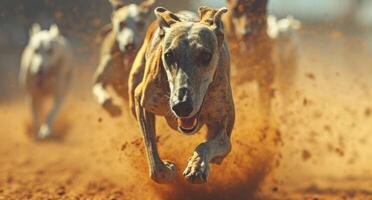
[38,93,64,139]
[28,95,42,137]
[92,54,121,117]
[183,125,232,184]
[134,94,176,183]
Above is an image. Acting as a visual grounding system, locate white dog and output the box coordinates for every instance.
[267,15,301,103]
[19,23,72,139]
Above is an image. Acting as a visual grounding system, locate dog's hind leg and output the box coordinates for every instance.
[134,89,176,183]
[93,54,122,117]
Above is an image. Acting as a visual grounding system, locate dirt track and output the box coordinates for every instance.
[1,28,372,200]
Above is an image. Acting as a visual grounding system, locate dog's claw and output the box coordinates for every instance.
[183,154,209,184]
[151,160,176,184]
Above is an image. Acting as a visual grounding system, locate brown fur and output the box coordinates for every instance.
[92,0,156,117]
[128,7,235,184]
[223,0,274,119]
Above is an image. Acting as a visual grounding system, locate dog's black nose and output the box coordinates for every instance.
[172,101,193,117]
[125,43,135,51]
[172,87,193,117]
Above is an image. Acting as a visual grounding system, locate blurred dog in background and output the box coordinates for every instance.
[19,23,72,139]
[92,0,156,117]
[223,0,275,120]
[223,0,301,119]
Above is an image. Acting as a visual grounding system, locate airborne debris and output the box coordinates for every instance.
[302,150,311,161]
[364,107,371,117]
[305,73,316,80]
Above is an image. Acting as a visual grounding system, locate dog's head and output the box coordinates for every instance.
[111,0,156,53]
[226,0,268,40]
[27,23,65,76]
[155,6,227,134]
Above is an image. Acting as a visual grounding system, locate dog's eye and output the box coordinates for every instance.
[199,51,212,65]
[164,51,175,64]
[119,21,126,30]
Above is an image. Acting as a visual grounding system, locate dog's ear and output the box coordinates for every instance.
[109,0,125,11]
[154,7,181,36]
[139,0,156,14]
[199,6,228,46]
[30,23,41,37]
[49,24,60,37]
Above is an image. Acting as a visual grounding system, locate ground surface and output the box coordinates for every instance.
[1,28,372,200]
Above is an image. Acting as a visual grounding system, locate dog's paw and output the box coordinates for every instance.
[102,98,122,117]
[38,124,52,139]
[151,160,176,184]
[183,153,209,184]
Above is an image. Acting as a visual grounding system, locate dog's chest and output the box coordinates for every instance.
[28,68,62,93]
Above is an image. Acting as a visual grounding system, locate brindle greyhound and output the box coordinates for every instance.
[128,6,235,184]
[92,0,156,117]
[20,24,72,139]
[223,0,302,118]
[223,0,275,119]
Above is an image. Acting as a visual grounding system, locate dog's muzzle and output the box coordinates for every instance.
[176,113,200,134]
[171,87,200,134]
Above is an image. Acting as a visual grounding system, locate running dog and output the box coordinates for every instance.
[92,0,156,117]
[223,0,275,118]
[20,23,72,139]
[223,0,301,117]
[128,6,234,184]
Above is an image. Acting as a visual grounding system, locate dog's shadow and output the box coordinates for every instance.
[25,118,72,142]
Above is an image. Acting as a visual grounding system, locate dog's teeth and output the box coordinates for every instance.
[192,118,197,127]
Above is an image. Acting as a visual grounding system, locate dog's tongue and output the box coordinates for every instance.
[177,117,197,129]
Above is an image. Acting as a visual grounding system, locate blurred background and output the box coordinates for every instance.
[1,0,372,99]
[1,0,372,199]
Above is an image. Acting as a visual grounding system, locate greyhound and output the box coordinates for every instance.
[128,6,234,184]
[223,0,275,120]
[92,0,156,117]
[20,23,72,139]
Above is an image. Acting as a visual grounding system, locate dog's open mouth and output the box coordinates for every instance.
[177,115,199,134]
